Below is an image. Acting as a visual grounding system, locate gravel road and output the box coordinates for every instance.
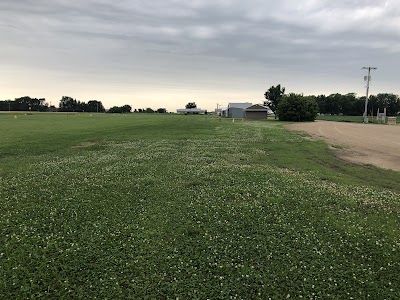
[286,121,400,171]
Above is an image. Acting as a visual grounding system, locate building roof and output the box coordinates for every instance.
[245,104,269,111]
[227,102,252,109]
[176,108,206,113]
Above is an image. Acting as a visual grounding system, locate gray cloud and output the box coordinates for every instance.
[1,0,399,109]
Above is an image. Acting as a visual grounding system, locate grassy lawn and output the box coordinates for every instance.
[316,115,400,123]
[0,113,399,299]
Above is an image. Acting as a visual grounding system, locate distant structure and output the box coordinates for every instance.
[376,108,387,123]
[176,108,207,114]
[225,102,252,118]
[245,104,270,120]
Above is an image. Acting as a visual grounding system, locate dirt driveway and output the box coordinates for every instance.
[286,121,400,171]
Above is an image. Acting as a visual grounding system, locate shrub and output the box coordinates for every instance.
[277,93,318,122]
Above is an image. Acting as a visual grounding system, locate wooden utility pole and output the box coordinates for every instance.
[362,66,377,123]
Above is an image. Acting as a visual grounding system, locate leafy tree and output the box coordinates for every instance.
[107,105,131,113]
[0,96,48,111]
[325,94,343,115]
[264,84,285,118]
[0,100,14,111]
[157,108,167,113]
[277,93,318,122]
[107,106,123,113]
[369,93,400,116]
[87,100,105,113]
[351,97,366,116]
[145,107,154,113]
[122,105,132,113]
[316,95,328,114]
[59,96,78,112]
[185,102,197,109]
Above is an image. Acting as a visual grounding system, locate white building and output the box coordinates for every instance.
[176,108,207,114]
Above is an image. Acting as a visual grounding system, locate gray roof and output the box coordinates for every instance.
[245,104,269,111]
[176,108,206,113]
[227,102,252,109]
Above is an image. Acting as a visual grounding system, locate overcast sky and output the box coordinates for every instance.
[1,0,399,111]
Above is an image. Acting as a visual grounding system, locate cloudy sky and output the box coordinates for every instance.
[1,0,399,111]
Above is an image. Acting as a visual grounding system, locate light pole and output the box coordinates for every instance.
[362,66,377,123]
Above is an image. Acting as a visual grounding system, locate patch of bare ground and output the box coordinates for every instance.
[286,121,400,171]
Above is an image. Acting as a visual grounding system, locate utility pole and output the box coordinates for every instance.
[216,103,221,115]
[362,66,377,123]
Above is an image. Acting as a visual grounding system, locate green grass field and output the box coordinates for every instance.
[1,113,399,299]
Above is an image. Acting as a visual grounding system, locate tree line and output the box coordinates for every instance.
[59,96,106,112]
[316,93,400,116]
[265,85,400,121]
[0,96,167,113]
[0,96,48,112]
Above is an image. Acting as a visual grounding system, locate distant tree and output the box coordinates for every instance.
[59,96,78,112]
[145,107,154,113]
[157,108,167,113]
[107,105,131,113]
[134,108,138,113]
[1,98,49,111]
[87,100,105,113]
[264,84,285,119]
[107,106,123,113]
[185,102,197,109]
[351,97,365,116]
[138,108,143,113]
[316,95,328,114]
[341,93,357,115]
[277,93,318,122]
[369,93,400,116]
[0,100,12,111]
[5,96,48,111]
[326,93,344,115]
[122,105,132,113]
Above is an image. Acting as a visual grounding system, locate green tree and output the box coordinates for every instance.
[157,108,167,113]
[107,105,131,113]
[277,93,318,122]
[369,93,400,116]
[107,106,123,113]
[59,96,78,112]
[122,105,132,113]
[316,95,328,114]
[264,84,285,119]
[145,107,154,113]
[185,102,197,109]
[87,100,105,113]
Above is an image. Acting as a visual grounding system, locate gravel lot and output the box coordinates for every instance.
[286,121,400,171]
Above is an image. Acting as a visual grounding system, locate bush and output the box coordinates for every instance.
[277,93,318,122]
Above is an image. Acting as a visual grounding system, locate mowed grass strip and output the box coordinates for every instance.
[0,113,399,299]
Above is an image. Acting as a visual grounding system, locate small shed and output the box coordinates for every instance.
[245,104,269,120]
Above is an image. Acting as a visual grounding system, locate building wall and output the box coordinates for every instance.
[228,107,245,118]
[245,111,268,120]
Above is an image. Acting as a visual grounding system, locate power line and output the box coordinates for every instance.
[362,66,377,123]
